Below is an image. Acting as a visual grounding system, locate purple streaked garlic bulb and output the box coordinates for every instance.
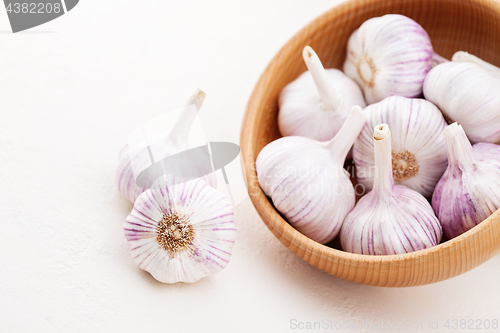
[432,123,500,239]
[278,46,366,143]
[424,60,500,144]
[353,96,448,199]
[341,124,442,255]
[116,89,216,203]
[343,14,436,104]
[256,105,367,244]
[124,178,236,283]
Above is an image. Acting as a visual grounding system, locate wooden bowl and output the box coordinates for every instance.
[240,0,500,287]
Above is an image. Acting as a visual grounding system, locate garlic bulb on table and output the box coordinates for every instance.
[424,61,500,144]
[257,106,367,244]
[343,14,436,104]
[278,46,366,142]
[432,123,500,239]
[353,96,448,199]
[341,124,442,255]
[124,178,236,283]
[116,89,216,203]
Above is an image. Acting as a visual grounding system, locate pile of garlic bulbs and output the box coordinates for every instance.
[257,14,500,255]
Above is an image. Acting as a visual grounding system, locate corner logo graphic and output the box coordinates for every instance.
[3,0,78,33]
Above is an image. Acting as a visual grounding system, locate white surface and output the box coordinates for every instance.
[0,1,499,332]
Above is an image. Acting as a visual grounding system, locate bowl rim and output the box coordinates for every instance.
[240,0,500,272]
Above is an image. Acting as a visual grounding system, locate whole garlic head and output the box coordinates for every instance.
[278,46,366,142]
[343,14,434,104]
[432,123,500,239]
[341,124,442,255]
[257,106,366,244]
[424,61,500,144]
[116,90,216,203]
[353,96,448,199]
[124,178,236,283]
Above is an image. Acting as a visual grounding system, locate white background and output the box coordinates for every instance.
[0,1,499,332]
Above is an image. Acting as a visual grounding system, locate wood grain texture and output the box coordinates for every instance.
[240,0,500,287]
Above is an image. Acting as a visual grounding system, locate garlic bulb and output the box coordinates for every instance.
[124,178,236,283]
[353,96,447,199]
[343,14,435,104]
[341,124,442,255]
[257,105,366,244]
[424,61,500,144]
[116,89,216,203]
[432,123,500,239]
[278,46,366,142]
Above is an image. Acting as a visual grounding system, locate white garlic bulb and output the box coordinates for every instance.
[257,106,366,244]
[278,46,366,142]
[341,124,442,255]
[116,90,216,203]
[124,178,236,283]
[432,123,500,239]
[353,96,447,199]
[343,14,435,104]
[424,61,500,144]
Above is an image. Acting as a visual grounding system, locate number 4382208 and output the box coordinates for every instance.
[6,3,62,14]
[444,319,498,329]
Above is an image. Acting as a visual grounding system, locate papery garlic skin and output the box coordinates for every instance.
[279,47,366,142]
[341,124,442,255]
[124,178,236,283]
[343,14,434,104]
[116,90,216,203]
[353,96,447,198]
[257,106,366,244]
[452,51,500,76]
[424,62,500,144]
[117,145,148,203]
[432,123,500,239]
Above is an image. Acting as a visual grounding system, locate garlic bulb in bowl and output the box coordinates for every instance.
[424,60,500,144]
[432,123,500,239]
[341,124,442,255]
[278,46,366,142]
[343,14,435,104]
[257,106,366,244]
[124,178,236,283]
[353,96,447,199]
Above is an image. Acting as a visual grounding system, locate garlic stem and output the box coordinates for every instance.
[169,89,206,147]
[325,105,366,160]
[372,124,394,197]
[443,122,475,173]
[185,88,206,111]
[431,52,448,67]
[443,122,458,164]
[452,51,500,76]
[302,46,341,111]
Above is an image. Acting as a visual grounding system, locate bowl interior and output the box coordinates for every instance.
[241,0,500,287]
